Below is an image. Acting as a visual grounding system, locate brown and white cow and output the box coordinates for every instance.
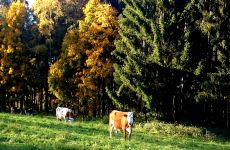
[109,110,134,141]
[56,106,74,122]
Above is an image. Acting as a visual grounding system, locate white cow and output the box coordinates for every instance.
[56,106,74,122]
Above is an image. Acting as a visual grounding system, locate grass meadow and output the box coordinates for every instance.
[0,113,229,150]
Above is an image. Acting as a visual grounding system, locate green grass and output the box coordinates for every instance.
[0,113,229,150]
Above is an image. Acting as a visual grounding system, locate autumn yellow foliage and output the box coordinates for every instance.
[76,0,118,105]
[33,0,63,37]
[6,0,26,29]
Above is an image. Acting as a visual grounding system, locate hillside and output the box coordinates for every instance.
[0,113,229,150]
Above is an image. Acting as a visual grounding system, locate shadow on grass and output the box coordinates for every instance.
[0,114,110,145]
[0,143,90,150]
[206,127,230,140]
[132,131,230,150]
[1,115,109,136]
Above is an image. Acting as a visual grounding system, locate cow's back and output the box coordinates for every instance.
[110,110,127,129]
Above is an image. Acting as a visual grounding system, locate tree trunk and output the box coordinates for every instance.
[0,93,6,112]
[101,78,106,116]
[39,88,43,112]
[172,95,176,122]
[44,85,49,113]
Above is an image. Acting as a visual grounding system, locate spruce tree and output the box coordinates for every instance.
[109,0,198,119]
[193,0,230,126]
[108,0,158,111]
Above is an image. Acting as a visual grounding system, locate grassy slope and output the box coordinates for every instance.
[0,113,229,150]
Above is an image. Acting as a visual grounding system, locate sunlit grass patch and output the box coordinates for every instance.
[0,113,229,150]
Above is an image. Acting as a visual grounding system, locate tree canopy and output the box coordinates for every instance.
[0,0,229,127]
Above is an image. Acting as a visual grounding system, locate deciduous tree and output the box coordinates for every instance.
[0,0,29,110]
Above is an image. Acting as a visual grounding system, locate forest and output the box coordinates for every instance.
[0,0,230,128]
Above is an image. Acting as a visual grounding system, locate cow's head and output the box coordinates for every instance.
[127,112,134,126]
[66,110,74,121]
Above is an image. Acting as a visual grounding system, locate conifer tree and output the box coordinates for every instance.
[108,0,158,111]
[109,0,197,117]
[192,0,230,126]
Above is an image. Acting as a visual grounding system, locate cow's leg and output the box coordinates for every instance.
[56,116,60,121]
[115,129,118,134]
[109,126,113,138]
[122,128,126,141]
[126,127,132,140]
[109,120,115,138]
[64,117,68,122]
[122,126,127,141]
[114,129,119,139]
